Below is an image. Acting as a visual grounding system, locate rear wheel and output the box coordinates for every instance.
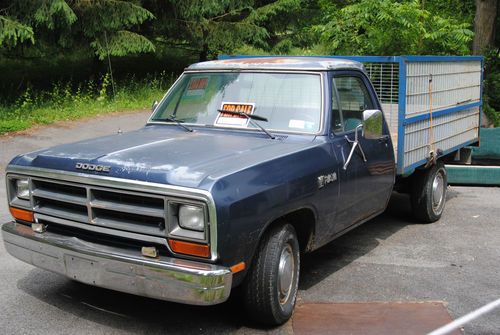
[242,223,300,326]
[411,162,447,223]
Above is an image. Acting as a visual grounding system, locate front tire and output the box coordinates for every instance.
[411,162,448,223]
[242,223,300,326]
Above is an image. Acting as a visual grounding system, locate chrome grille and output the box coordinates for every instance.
[31,178,167,237]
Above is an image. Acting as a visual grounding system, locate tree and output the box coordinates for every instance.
[155,1,263,61]
[473,0,498,54]
[314,0,474,56]
[150,0,306,61]
[0,0,155,59]
[0,15,34,47]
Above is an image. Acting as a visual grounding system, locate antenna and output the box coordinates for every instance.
[104,30,116,99]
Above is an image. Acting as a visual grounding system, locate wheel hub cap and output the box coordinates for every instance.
[432,172,444,210]
[278,244,294,304]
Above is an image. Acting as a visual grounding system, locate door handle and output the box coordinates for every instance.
[378,135,390,143]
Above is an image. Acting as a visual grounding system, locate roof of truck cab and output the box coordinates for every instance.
[186,57,365,71]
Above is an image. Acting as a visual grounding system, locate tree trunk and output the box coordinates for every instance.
[473,0,498,55]
[199,43,209,62]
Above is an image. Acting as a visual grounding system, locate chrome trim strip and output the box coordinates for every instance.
[90,199,165,218]
[32,188,87,206]
[35,213,169,247]
[147,70,326,136]
[6,165,219,261]
[2,221,231,305]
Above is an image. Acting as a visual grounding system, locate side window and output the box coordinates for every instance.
[334,76,374,132]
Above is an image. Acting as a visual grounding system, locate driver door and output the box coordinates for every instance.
[330,71,395,231]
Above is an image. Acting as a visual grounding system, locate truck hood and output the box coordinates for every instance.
[11,125,319,189]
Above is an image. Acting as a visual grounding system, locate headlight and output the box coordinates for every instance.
[15,178,30,200]
[179,205,205,231]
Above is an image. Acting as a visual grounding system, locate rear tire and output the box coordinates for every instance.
[411,162,447,223]
[242,223,300,326]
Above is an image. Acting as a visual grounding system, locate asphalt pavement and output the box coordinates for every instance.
[0,112,499,334]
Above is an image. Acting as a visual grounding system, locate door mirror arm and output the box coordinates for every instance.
[343,124,367,170]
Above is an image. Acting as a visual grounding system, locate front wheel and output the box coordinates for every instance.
[242,223,300,326]
[411,162,448,223]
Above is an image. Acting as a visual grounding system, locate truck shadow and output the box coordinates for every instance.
[16,191,439,332]
[299,191,418,290]
[17,269,246,333]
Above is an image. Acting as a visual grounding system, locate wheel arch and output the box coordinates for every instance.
[260,207,317,254]
[232,207,318,288]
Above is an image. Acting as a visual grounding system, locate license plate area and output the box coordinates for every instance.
[64,254,100,284]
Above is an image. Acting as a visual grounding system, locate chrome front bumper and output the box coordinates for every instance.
[1,221,232,305]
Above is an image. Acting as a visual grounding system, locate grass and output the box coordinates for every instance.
[0,71,175,135]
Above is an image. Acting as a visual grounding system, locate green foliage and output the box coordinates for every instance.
[163,0,267,60]
[483,102,500,127]
[33,0,77,29]
[0,15,34,46]
[0,0,155,58]
[248,0,302,24]
[91,30,155,60]
[246,0,319,53]
[68,0,155,58]
[314,0,473,55]
[0,71,174,134]
[80,0,154,32]
[483,48,500,127]
[1,0,500,130]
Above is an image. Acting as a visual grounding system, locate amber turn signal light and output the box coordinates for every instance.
[230,262,246,273]
[169,239,210,258]
[9,207,34,223]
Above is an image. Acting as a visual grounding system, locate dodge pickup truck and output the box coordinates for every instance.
[2,56,482,325]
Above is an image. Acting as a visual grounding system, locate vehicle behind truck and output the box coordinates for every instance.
[2,56,482,325]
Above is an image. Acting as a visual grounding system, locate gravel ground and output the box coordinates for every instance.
[0,112,499,334]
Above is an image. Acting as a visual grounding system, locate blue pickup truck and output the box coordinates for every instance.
[2,56,482,325]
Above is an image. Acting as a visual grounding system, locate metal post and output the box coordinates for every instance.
[427,298,500,335]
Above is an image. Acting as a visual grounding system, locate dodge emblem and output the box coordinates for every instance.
[75,163,111,173]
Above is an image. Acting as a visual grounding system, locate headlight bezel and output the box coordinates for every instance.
[6,175,32,210]
[166,199,209,242]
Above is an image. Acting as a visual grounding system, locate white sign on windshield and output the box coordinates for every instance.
[215,102,255,127]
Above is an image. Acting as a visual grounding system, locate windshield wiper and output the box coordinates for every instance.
[217,109,275,139]
[155,115,193,132]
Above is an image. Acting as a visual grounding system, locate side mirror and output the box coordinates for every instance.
[362,109,383,139]
[152,100,159,112]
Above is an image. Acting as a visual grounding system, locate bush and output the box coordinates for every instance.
[0,72,175,135]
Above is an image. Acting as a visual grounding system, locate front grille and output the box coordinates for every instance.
[31,178,167,237]
[42,220,170,255]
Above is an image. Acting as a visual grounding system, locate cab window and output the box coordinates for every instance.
[333,76,374,132]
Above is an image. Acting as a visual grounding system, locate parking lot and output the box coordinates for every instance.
[0,112,499,334]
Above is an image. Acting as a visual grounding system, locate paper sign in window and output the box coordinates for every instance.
[186,77,209,96]
[215,102,255,127]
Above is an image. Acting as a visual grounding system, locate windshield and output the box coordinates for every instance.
[150,72,322,134]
